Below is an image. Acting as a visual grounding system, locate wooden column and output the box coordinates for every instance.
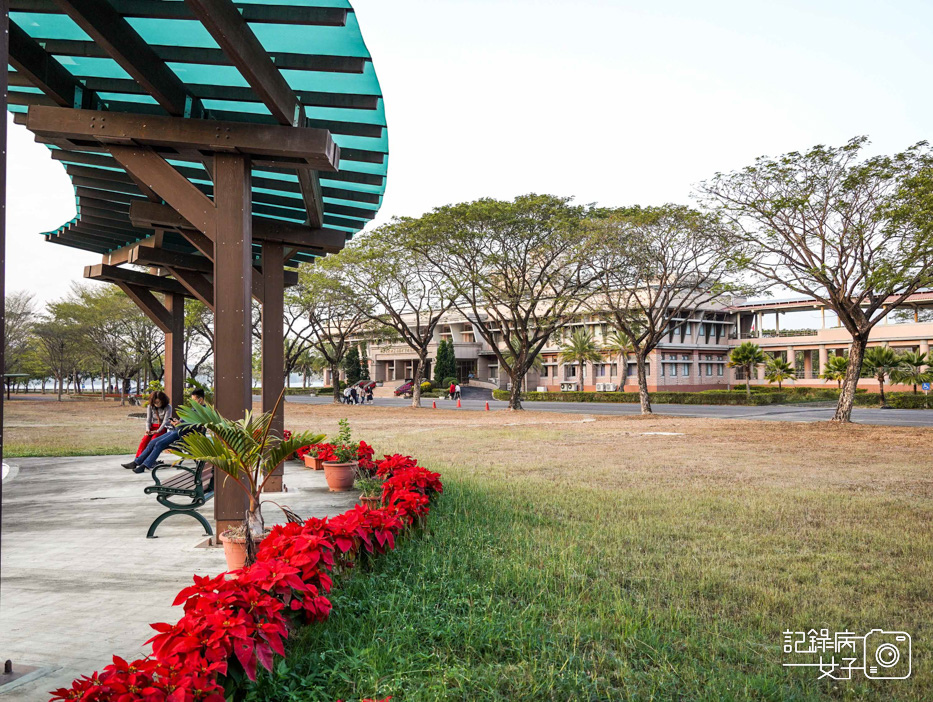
[261,241,285,492]
[164,292,185,412]
[212,153,252,534]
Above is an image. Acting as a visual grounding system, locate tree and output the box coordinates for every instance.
[863,346,901,407]
[5,291,36,378]
[433,339,456,387]
[764,356,795,390]
[585,205,746,414]
[296,259,368,404]
[890,350,931,394]
[558,328,602,390]
[727,342,765,398]
[32,319,82,400]
[412,194,591,410]
[338,222,456,408]
[603,330,633,387]
[359,342,371,381]
[184,300,214,380]
[342,345,362,385]
[699,138,933,422]
[820,355,849,389]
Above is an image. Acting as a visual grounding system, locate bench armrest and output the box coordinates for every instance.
[150,460,198,487]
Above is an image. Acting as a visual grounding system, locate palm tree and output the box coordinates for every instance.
[820,355,849,389]
[890,350,931,394]
[603,329,633,388]
[764,356,795,390]
[863,346,901,407]
[173,394,324,556]
[559,329,603,391]
[727,341,766,398]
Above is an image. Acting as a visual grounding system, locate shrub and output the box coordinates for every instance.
[420,381,433,391]
[442,376,458,388]
[492,389,854,406]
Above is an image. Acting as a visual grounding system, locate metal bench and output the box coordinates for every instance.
[143,460,214,538]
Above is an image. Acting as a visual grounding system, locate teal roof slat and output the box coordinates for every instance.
[8,0,387,253]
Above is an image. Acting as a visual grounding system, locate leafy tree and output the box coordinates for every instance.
[342,345,362,385]
[184,300,214,380]
[820,355,849,389]
[295,259,368,404]
[359,342,371,381]
[585,205,746,413]
[699,138,933,422]
[412,194,591,410]
[764,356,795,390]
[32,318,82,400]
[5,291,36,377]
[863,346,902,407]
[727,342,766,398]
[433,339,457,387]
[603,329,633,387]
[890,350,931,394]
[337,222,456,408]
[558,328,602,390]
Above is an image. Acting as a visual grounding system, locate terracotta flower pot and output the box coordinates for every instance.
[219,531,268,572]
[323,460,357,492]
[303,454,325,470]
[359,495,381,510]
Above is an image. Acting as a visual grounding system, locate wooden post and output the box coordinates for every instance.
[164,292,185,412]
[212,153,252,534]
[261,241,285,492]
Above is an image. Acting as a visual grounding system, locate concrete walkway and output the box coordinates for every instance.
[0,456,359,700]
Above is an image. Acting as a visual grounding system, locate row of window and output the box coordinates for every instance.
[537,354,726,379]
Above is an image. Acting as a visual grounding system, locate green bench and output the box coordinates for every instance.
[144,460,214,538]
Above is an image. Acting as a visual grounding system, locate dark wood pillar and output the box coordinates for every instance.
[164,292,185,412]
[1,0,8,557]
[261,241,285,492]
[212,153,252,534]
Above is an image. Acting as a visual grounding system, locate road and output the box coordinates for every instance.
[265,394,933,428]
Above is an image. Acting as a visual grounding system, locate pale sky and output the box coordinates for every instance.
[8,0,933,303]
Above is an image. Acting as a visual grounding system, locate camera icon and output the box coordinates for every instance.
[863,629,911,679]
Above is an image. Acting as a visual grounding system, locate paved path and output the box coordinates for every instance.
[271,394,933,427]
[0,456,358,699]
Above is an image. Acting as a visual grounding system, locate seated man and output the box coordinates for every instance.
[121,388,207,474]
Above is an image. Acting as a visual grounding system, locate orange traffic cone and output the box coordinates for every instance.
[485,402,489,411]
[432,401,436,409]
[456,398,461,408]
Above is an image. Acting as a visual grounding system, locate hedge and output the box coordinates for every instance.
[493,388,932,408]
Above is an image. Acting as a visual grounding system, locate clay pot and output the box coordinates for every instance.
[323,460,357,492]
[303,454,325,471]
[359,495,381,510]
[219,531,268,572]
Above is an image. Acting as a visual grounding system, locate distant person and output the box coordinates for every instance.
[135,391,172,457]
[449,382,456,400]
[121,389,206,474]
[350,385,359,405]
[454,383,462,401]
[343,386,352,404]
[365,383,375,404]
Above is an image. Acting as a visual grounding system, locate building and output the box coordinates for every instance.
[325,291,933,394]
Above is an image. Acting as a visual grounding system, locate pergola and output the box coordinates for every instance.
[0,0,387,532]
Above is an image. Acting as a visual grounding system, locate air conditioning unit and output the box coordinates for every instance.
[603,383,618,392]
[560,382,578,392]
[595,383,606,391]
[536,386,547,393]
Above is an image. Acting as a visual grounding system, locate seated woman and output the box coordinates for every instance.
[134,391,172,460]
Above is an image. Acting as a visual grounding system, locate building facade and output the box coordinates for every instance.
[323,292,933,393]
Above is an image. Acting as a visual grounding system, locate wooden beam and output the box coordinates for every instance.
[110,146,218,238]
[178,229,214,260]
[51,0,201,117]
[8,21,98,109]
[84,263,190,297]
[163,293,186,409]
[129,245,211,273]
[104,232,163,265]
[27,106,340,170]
[128,200,344,252]
[296,169,324,228]
[166,267,214,309]
[114,282,172,332]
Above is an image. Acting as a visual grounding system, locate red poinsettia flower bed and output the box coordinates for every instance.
[50,453,442,702]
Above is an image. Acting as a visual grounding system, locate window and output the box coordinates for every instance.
[717,359,724,376]
[567,365,577,378]
[595,364,606,377]
[540,366,549,378]
[660,355,665,376]
[610,363,617,377]
[670,360,677,377]
[682,354,691,376]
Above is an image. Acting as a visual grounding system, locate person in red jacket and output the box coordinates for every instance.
[449,382,456,400]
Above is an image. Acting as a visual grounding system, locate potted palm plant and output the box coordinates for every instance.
[172,393,324,571]
[322,419,359,492]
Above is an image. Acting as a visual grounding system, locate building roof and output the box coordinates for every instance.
[728,291,933,313]
[7,0,386,263]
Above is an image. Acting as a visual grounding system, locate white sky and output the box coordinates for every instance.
[7,0,933,303]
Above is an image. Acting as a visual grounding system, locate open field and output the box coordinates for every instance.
[5,399,932,699]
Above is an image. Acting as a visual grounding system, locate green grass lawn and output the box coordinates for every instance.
[245,475,930,701]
